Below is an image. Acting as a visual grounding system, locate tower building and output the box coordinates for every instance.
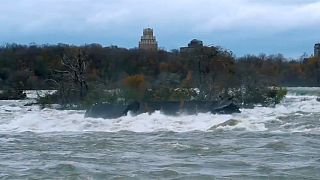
[315,43,320,57]
[139,28,158,50]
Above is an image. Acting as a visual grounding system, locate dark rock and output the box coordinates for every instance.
[85,103,127,119]
[317,97,320,102]
[143,101,181,115]
[0,90,26,100]
[123,101,140,115]
[24,102,38,106]
[143,101,217,115]
[85,101,141,119]
[211,103,241,114]
[85,100,241,119]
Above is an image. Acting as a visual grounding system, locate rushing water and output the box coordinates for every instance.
[0,88,320,179]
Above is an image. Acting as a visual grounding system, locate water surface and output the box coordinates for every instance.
[0,88,320,179]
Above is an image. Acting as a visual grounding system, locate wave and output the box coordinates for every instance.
[0,88,319,133]
[0,107,268,133]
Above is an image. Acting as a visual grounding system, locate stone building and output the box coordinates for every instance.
[315,43,320,57]
[180,39,204,53]
[139,28,158,50]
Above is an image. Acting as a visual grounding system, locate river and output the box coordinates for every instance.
[0,88,320,179]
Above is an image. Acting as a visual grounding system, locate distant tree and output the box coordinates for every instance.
[123,75,147,101]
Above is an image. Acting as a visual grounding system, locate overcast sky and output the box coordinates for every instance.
[1,0,320,57]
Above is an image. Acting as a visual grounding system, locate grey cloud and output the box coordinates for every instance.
[2,0,320,33]
[0,0,319,56]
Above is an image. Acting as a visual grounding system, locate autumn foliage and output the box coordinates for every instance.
[123,75,146,91]
[122,75,147,101]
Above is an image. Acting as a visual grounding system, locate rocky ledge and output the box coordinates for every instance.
[85,101,241,119]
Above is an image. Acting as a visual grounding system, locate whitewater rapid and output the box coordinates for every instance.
[0,88,320,133]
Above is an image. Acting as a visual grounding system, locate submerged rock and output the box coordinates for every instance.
[85,101,241,119]
[123,101,140,115]
[209,119,241,130]
[85,101,140,119]
[211,103,241,114]
[85,103,126,119]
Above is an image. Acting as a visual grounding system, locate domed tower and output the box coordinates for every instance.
[139,28,158,50]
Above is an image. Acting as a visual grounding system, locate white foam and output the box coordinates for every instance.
[24,90,57,99]
[0,88,319,133]
[0,109,240,133]
[0,104,272,133]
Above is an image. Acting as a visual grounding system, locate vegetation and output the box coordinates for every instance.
[0,43,318,108]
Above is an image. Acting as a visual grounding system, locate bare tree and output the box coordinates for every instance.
[47,49,88,102]
[59,49,89,100]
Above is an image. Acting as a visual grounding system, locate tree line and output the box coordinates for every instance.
[0,43,319,93]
